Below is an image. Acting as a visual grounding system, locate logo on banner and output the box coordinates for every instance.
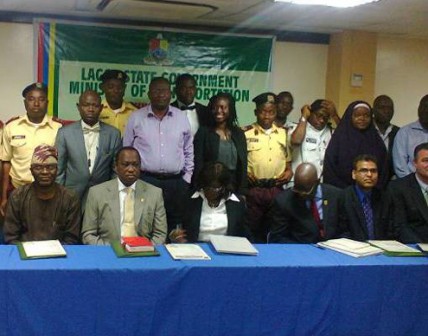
[143,33,174,65]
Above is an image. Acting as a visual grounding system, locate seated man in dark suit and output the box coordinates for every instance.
[389,142,428,243]
[341,154,393,241]
[268,162,342,243]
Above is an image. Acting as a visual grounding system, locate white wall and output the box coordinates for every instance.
[375,35,428,127]
[0,22,33,122]
[272,41,328,123]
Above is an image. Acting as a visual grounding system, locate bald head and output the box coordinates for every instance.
[293,163,319,199]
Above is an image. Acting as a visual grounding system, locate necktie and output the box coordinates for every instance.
[82,125,100,134]
[311,199,324,238]
[362,195,375,239]
[180,105,196,111]
[122,187,137,237]
[424,189,428,206]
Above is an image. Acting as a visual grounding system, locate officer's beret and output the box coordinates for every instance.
[252,92,276,108]
[22,82,48,98]
[99,70,129,83]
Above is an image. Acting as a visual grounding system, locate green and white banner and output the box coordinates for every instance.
[37,21,274,125]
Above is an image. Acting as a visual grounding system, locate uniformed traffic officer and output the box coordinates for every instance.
[243,92,293,242]
[290,99,339,180]
[99,69,137,136]
[1,82,62,215]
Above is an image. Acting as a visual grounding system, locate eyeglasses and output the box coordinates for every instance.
[356,168,378,175]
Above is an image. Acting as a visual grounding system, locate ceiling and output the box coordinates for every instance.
[1,0,428,39]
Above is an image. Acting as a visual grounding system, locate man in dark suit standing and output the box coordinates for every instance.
[341,154,392,241]
[372,95,400,180]
[389,142,428,243]
[268,163,342,243]
[171,73,208,135]
[55,90,122,208]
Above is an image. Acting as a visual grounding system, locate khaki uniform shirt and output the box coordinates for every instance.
[244,123,290,179]
[1,114,62,187]
[100,100,137,136]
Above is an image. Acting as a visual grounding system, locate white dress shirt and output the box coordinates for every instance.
[81,120,100,174]
[117,178,137,236]
[191,191,240,242]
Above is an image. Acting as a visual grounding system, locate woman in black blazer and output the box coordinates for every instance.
[170,162,249,243]
[193,92,248,196]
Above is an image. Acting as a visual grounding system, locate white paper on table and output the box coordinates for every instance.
[22,240,66,258]
[165,244,211,260]
[368,240,421,253]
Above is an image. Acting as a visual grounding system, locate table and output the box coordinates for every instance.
[0,244,427,336]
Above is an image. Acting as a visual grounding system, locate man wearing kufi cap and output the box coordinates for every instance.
[243,92,293,242]
[99,69,137,136]
[0,82,62,216]
[3,144,81,244]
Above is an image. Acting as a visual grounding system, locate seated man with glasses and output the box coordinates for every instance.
[267,162,342,243]
[340,154,393,241]
[3,144,81,244]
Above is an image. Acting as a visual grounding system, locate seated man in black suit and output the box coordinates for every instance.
[341,154,393,241]
[268,162,342,243]
[389,142,428,243]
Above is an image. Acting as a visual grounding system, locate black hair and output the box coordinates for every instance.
[310,99,325,113]
[196,161,235,197]
[206,92,239,129]
[149,77,170,89]
[414,142,428,160]
[352,154,378,170]
[276,91,294,103]
[115,146,141,165]
[175,73,196,87]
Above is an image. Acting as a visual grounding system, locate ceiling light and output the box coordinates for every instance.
[273,0,380,8]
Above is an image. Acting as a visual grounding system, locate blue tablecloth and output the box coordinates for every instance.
[0,244,427,336]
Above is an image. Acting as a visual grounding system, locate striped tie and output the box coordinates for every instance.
[362,195,374,240]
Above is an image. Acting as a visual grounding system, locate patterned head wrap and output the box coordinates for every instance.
[31,144,58,165]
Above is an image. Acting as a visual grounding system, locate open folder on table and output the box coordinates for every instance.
[317,238,383,258]
[368,240,425,257]
[18,240,67,260]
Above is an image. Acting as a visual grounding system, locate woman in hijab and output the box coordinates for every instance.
[323,100,389,189]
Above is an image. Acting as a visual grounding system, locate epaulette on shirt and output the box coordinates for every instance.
[5,116,20,125]
[52,116,73,126]
[241,125,254,132]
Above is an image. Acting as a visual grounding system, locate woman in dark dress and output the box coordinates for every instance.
[193,92,248,196]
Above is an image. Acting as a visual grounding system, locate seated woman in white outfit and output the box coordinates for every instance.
[169,161,249,243]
